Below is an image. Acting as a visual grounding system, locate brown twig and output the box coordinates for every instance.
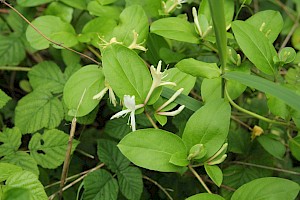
[279,14,300,51]
[143,175,173,200]
[0,0,101,66]
[188,165,212,194]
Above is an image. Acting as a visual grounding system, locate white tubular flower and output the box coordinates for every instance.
[156,88,184,112]
[192,7,202,36]
[162,0,188,14]
[98,36,122,49]
[110,95,144,131]
[144,60,176,104]
[93,81,117,107]
[128,30,147,52]
[157,105,185,116]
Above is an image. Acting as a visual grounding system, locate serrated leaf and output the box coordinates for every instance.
[28,61,65,94]
[5,171,47,200]
[231,177,299,200]
[63,65,105,117]
[232,20,277,75]
[186,193,225,200]
[111,5,148,47]
[102,44,152,104]
[83,169,119,200]
[29,129,79,169]
[1,152,39,176]
[0,127,21,157]
[97,139,130,172]
[2,187,31,200]
[182,99,231,159]
[0,90,11,109]
[0,163,22,182]
[15,90,64,133]
[204,163,223,187]
[26,16,78,50]
[117,167,143,200]
[104,118,131,140]
[151,17,199,44]
[0,34,25,66]
[118,128,187,172]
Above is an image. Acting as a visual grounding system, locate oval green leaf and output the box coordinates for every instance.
[204,163,223,187]
[186,193,225,200]
[231,177,300,200]
[151,17,199,44]
[232,20,277,75]
[102,44,152,104]
[118,128,187,172]
[63,65,105,117]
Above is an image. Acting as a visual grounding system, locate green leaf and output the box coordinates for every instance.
[0,127,21,157]
[83,169,119,200]
[208,0,228,70]
[17,0,53,7]
[279,47,296,64]
[87,1,121,20]
[186,193,225,200]
[161,87,202,112]
[15,90,64,133]
[182,99,231,159]
[204,163,223,187]
[29,129,79,169]
[26,16,78,50]
[1,152,39,176]
[117,166,143,200]
[289,135,300,161]
[232,20,277,75]
[257,134,285,159]
[0,34,25,66]
[118,128,187,172]
[59,0,87,9]
[5,171,48,200]
[3,187,31,200]
[223,71,300,111]
[169,151,189,167]
[0,163,22,182]
[102,44,152,103]
[61,49,80,67]
[111,5,148,47]
[44,2,73,23]
[97,139,130,172]
[246,10,283,43]
[63,65,105,117]
[0,90,11,109]
[28,61,65,94]
[151,17,199,44]
[80,17,117,47]
[104,118,131,140]
[125,0,161,18]
[231,177,300,200]
[97,0,117,5]
[176,58,221,78]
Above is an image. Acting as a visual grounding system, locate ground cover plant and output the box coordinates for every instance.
[0,0,300,199]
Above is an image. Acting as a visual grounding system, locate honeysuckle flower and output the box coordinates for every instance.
[192,7,212,38]
[98,36,122,49]
[156,88,184,112]
[144,61,176,104]
[157,105,185,116]
[110,95,144,131]
[93,81,117,107]
[162,0,188,15]
[128,30,147,52]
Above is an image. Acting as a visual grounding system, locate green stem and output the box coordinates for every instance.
[87,45,102,61]
[225,88,290,127]
[188,165,212,194]
[0,66,31,71]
